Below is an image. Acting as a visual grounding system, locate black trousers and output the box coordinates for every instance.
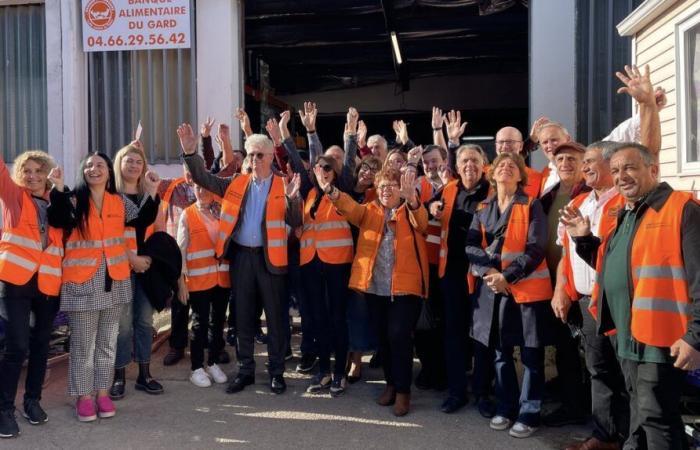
[169,298,189,350]
[619,358,688,450]
[231,247,287,377]
[367,294,421,394]
[554,301,588,413]
[300,257,350,376]
[441,271,472,399]
[580,296,629,444]
[414,265,446,386]
[472,340,495,399]
[189,287,229,371]
[0,277,59,411]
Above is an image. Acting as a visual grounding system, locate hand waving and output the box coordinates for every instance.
[298,101,318,132]
[616,64,655,106]
[445,110,467,144]
[143,170,161,197]
[48,166,64,191]
[529,116,550,143]
[265,118,282,147]
[279,111,292,140]
[177,123,198,155]
[200,116,215,138]
[235,108,253,138]
[283,172,300,199]
[399,169,418,204]
[357,120,368,148]
[431,106,445,130]
[559,204,591,237]
[313,165,332,192]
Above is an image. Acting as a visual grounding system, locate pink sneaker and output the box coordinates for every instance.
[96,396,116,418]
[76,398,97,422]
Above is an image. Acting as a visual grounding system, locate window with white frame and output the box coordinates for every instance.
[678,13,700,171]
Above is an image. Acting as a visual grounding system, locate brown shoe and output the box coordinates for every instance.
[376,385,396,406]
[565,437,620,450]
[393,393,410,417]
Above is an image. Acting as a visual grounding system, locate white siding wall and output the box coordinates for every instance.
[634,0,700,194]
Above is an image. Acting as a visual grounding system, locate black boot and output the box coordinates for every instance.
[109,367,126,400]
[135,363,163,395]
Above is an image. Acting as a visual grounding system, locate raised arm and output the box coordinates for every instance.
[216,122,235,170]
[200,116,216,170]
[431,107,448,149]
[299,101,323,163]
[0,155,24,213]
[615,64,660,156]
[338,107,360,193]
[178,123,232,198]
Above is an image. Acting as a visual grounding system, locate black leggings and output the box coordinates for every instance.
[367,294,421,394]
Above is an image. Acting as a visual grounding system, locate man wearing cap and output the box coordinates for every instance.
[540,141,591,427]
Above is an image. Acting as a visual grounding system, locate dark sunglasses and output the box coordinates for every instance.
[250,152,266,160]
[360,163,378,172]
[318,164,333,173]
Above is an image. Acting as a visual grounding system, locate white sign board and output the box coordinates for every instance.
[81,0,191,52]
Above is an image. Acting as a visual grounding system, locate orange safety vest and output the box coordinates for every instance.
[483,197,552,303]
[591,191,695,347]
[0,192,64,296]
[217,174,288,268]
[345,199,429,298]
[539,166,551,196]
[300,189,354,265]
[183,205,230,291]
[436,180,459,277]
[62,192,130,283]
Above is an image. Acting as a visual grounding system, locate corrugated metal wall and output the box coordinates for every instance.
[0,4,47,161]
[87,1,197,164]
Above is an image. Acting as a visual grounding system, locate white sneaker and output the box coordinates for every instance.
[489,415,512,431]
[190,368,212,387]
[508,421,537,438]
[206,364,228,384]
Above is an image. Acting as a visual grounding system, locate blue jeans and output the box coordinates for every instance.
[494,346,544,427]
[115,277,154,368]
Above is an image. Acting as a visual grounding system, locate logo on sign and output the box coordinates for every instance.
[84,0,116,31]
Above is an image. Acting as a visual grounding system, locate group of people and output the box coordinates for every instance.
[0,63,698,450]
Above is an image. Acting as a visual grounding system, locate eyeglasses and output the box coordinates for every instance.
[317,164,333,173]
[495,140,522,146]
[360,164,378,173]
[249,152,267,160]
[376,183,399,191]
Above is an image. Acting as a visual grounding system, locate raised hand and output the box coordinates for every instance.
[313,165,332,192]
[393,120,409,145]
[407,145,422,166]
[357,120,368,148]
[529,116,550,143]
[431,106,445,130]
[200,116,215,138]
[265,118,282,146]
[445,110,467,144]
[129,139,143,151]
[655,86,668,109]
[298,101,317,133]
[48,166,64,191]
[399,169,418,205]
[143,170,161,196]
[283,172,300,198]
[616,64,655,106]
[438,164,451,185]
[559,204,591,237]
[177,123,198,155]
[218,123,231,143]
[279,111,292,140]
[346,107,359,135]
[235,108,253,138]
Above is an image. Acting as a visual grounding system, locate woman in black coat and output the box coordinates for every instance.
[466,152,552,439]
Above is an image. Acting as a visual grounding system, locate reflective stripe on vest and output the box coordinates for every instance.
[62,192,130,283]
[184,205,230,291]
[499,197,553,303]
[0,191,64,295]
[217,174,288,268]
[299,190,354,265]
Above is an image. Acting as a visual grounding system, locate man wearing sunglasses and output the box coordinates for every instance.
[178,124,302,396]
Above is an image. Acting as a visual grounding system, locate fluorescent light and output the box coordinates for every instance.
[390,31,402,65]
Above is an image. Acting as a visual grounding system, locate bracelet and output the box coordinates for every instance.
[432,127,442,131]
[307,130,316,134]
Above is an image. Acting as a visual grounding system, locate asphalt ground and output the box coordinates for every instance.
[6,335,589,450]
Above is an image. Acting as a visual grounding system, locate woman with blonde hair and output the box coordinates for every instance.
[0,150,63,437]
[109,142,162,400]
